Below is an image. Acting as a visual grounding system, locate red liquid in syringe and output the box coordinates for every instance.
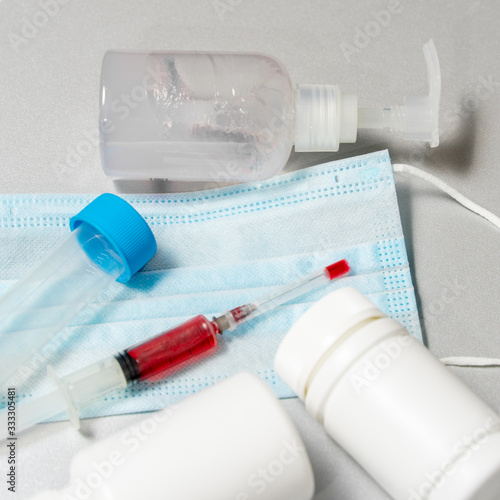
[124,315,220,383]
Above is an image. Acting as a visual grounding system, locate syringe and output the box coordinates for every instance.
[0,259,349,439]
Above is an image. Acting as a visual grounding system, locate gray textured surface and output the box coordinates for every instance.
[1,0,499,498]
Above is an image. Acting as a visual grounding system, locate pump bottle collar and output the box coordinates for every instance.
[294,40,441,152]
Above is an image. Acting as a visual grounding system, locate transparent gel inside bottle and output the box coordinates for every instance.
[100,51,295,182]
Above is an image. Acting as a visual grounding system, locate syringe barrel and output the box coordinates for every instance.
[123,315,220,383]
[59,356,128,411]
[0,356,128,439]
[0,222,125,385]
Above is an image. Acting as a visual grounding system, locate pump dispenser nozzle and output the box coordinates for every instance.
[295,39,441,152]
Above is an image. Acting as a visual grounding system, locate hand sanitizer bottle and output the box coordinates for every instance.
[100,41,440,182]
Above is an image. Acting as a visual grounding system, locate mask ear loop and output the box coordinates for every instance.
[393,163,500,368]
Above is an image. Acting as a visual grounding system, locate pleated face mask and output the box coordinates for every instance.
[0,149,421,419]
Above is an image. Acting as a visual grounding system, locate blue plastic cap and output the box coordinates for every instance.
[70,193,157,283]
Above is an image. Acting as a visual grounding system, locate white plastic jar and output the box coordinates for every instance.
[275,287,500,500]
[29,372,315,500]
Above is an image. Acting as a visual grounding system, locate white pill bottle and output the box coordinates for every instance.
[30,372,315,500]
[275,287,500,500]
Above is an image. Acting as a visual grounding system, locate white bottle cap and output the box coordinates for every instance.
[294,85,358,152]
[274,287,383,400]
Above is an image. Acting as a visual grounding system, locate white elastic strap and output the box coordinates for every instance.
[441,357,500,368]
[392,163,500,230]
[393,163,500,368]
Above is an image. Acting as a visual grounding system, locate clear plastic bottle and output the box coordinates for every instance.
[100,41,440,182]
[100,51,295,182]
[0,194,157,386]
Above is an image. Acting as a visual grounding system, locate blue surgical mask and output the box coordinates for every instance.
[0,149,421,419]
